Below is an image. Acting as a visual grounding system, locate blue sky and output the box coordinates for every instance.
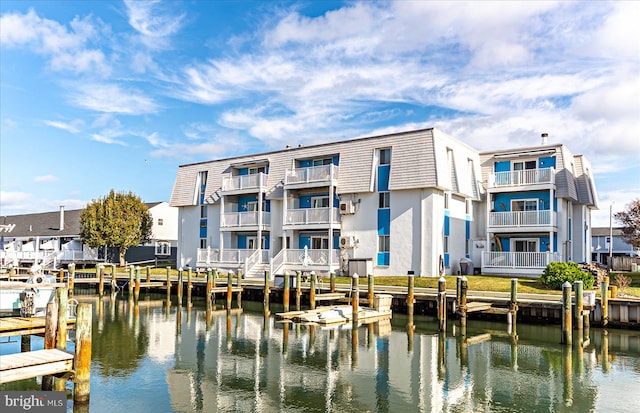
[1,1,638,228]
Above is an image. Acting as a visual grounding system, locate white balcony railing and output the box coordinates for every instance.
[222,172,267,192]
[285,207,339,226]
[482,252,562,269]
[284,164,338,186]
[489,210,554,228]
[489,168,555,188]
[221,211,271,228]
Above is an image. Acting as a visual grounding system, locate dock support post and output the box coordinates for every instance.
[310,271,317,310]
[166,266,172,294]
[459,276,468,335]
[237,269,243,308]
[561,281,572,346]
[128,266,134,295]
[438,277,446,332]
[110,264,116,292]
[296,271,302,311]
[601,276,609,327]
[98,264,104,297]
[227,271,233,310]
[177,268,183,304]
[330,271,336,293]
[407,271,415,317]
[264,270,270,311]
[574,280,583,331]
[352,273,359,323]
[68,263,75,293]
[134,266,141,302]
[187,267,193,308]
[283,271,290,312]
[74,303,92,404]
[42,301,58,391]
[509,278,518,326]
[368,274,375,308]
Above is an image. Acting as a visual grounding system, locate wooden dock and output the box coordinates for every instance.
[0,349,74,384]
[0,316,76,338]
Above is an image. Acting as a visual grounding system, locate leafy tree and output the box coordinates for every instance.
[614,199,640,249]
[80,190,153,266]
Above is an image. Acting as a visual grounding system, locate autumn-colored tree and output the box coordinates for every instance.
[80,190,153,266]
[614,199,640,249]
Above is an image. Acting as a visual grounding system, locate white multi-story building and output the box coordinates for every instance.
[169,128,598,278]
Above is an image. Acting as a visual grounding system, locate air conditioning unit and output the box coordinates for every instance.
[339,201,355,214]
[340,236,356,249]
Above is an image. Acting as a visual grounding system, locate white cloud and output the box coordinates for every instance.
[34,175,59,183]
[70,83,158,114]
[0,9,110,75]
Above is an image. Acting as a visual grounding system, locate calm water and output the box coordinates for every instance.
[2,293,640,413]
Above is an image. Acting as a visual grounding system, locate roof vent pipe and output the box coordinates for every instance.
[541,133,548,145]
[59,206,65,231]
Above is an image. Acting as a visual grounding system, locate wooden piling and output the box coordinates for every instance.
[283,271,290,312]
[42,301,58,391]
[509,278,518,326]
[459,276,468,332]
[237,269,243,308]
[177,268,184,303]
[407,271,415,317]
[128,266,134,295]
[98,265,104,296]
[187,267,193,307]
[296,271,302,310]
[134,266,141,301]
[227,271,233,310]
[601,275,609,327]
[264,271,270,310]
[74,303,92,404]
[438,277,446,332]
[574,280,583,331]
[561,281,572,346]
[310,271,317,310]
[68,263,75,292]
[330,271,336,293]
[368,274,375,308]
[352,273,359,322]
[164,265,171,291]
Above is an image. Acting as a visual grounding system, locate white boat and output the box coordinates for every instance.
[0,274,62,316]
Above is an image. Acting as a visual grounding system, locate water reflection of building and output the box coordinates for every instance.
[155,307,611,413]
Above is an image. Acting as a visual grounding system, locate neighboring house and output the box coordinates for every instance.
[0,202,178,268]
[591,227,639,265]
[169,128,598,278]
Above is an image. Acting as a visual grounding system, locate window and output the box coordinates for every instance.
[378,235,390,253]
[311,236,329,249]
[379,148,391,165]
[512,199,538,211]
[379,192,390,209]
[155,241,170,256]
[312,196,329,208]
[158,218,164,226]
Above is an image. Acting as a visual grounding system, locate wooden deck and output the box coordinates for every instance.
[0,349,74,384]
[0,316,76,338]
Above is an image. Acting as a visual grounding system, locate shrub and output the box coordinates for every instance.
[540,262,594,290]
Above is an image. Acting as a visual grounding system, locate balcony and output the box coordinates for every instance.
[488,168,555,189]
[221,173,268,194]
[284,207,339,227]
[221,211,271,229]
[482,251,562,275]
[284,164,338,188]
[489,210,555,230]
